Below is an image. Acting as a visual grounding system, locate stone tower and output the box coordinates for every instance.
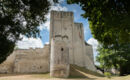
[50,11,96,77]
[50,11,72,77]
[50,11,74,64]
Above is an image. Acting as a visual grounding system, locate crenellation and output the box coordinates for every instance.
[51,11,73,19]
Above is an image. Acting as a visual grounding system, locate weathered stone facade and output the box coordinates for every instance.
[0,44,50,73]
[0,11,96,74]
[50,39,69,77]
[14,45,49,73]
[50,11,96,72]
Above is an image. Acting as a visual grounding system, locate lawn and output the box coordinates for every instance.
[0,65,130,80]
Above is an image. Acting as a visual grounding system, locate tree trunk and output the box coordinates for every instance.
[120,65,126,76]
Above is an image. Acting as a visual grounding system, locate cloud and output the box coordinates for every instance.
[17,2,67,49]
[16,36,43,49]
[87,38,98,50]
[45,42,49,44]
[87,38,99,64]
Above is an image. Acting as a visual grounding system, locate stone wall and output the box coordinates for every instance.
[73,23,96,71]
[73,23,85,67]
[0,52,16,73]
[84,44,96,71]
[0,44,50,73]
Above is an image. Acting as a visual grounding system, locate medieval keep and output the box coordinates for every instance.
[0,11,96,77]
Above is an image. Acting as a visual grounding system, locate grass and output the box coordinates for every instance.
[1,65,130,80]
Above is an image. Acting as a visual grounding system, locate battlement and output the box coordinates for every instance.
[51,10,73,18]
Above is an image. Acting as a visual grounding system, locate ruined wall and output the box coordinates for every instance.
[0,52,16,73]
[14,45,50,73]
[0,44,50,73]
[84,44,96,71]
[85,43,95,65]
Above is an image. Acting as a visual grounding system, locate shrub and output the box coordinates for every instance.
[104,72,111,78]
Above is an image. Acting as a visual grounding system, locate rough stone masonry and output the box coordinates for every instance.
[0,11,96,77]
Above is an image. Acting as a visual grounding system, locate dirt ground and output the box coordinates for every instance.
[0,74,130,80]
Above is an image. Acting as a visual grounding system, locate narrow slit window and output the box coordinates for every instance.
[61,48,64,51]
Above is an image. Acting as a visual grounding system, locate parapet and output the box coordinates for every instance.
[51,10,73,18]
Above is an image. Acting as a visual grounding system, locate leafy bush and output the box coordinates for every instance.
[104,72,111,78]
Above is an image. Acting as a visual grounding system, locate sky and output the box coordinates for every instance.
[16,0,99,64]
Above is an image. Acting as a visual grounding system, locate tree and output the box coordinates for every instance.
[96,43,130,76]
[0,0,57,64]
[67,0,130,45]
[67,0,130,76]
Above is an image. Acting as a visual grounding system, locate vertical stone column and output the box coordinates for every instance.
[50,39,70,78]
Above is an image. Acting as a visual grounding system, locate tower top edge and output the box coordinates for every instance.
[51,10,73,17]
[51,10,73,13]
[74,22,83,25]
[74,22,83,27]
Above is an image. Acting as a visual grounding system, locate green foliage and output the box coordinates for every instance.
[67,0,130,76]
[96,43,130,76]
[67,0,130,45]
[0,0,56,63]
[104,72,111,78]
[0,36,15,64]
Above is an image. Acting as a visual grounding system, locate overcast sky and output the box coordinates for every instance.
[16,0,99,64]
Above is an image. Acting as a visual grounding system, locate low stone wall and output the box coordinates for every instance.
[0,51,16,73]
[0,44,50,73]
[84,44,96,71]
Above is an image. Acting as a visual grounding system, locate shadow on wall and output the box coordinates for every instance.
[69,65,104,79]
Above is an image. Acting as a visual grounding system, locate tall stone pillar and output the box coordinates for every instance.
[50,39,69,78]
